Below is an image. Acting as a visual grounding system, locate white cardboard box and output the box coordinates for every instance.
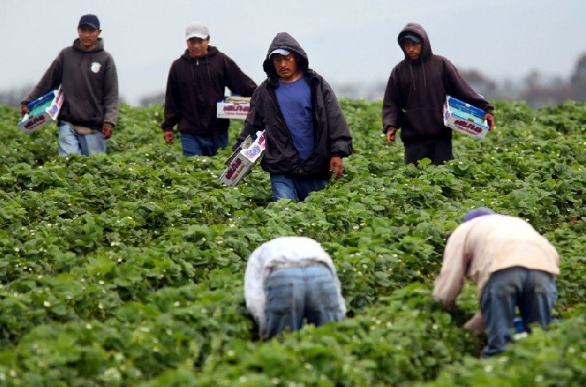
[219,130,266,186]
[217,97,250,120]
[443,95,489,140]
[18,87,65,135]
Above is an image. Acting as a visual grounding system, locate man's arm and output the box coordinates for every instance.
[21,54,64,112]
[223,55,257,97]
[102,55,119,139]
[161,65,182,144]
[320,78,352,179]
[433,225,470,311]
[445,60,495,129]
[244,245,267,336]
[233,86,265,150]
[382,68,402,137]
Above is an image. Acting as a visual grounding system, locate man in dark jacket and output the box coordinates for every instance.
[234,32,353,201]
[21,14,118,156]
[382,23,496,165]
[162,21,257,157]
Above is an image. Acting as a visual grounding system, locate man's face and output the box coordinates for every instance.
[187,37,210,59]
[403,39,422,61]
[272,53,301,82]
[77,26,101,51]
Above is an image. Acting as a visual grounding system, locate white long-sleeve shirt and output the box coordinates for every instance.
[433,214,560,332]
[244,236,346,334]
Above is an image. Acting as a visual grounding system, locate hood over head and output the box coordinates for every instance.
[398,23,433,62]
[263,32,309,81]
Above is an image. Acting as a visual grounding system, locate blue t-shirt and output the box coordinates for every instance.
[275,77,315,162]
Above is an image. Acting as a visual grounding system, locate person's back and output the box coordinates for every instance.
[434,209,559,357]
[244,236,346,339]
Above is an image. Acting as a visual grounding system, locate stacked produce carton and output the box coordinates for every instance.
[443,95,489,140]
[219,130,266,186]
[18,87,65,134]
[217,96,251,120]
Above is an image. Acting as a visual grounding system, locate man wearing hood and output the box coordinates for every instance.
[434,208,559,358]
[21,14,119,156]
[234,32,353,201]
[382,23,496,165]
[162,21,257,157]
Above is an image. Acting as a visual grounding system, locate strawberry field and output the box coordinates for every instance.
[0,99,585,386]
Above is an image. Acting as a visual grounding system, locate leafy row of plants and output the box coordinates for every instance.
[0,99,584,386]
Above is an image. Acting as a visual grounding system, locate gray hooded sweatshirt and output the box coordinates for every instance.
[382,23,493,143]
[22,38,119,130]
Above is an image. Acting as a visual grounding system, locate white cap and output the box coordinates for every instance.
[185,21,209,40]
[270,48,291,56]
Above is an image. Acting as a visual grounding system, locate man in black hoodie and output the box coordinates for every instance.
[162,21,257,157]
[382,23,496,165]
[234,32,353,201]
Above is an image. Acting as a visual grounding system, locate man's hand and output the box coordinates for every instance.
[484,112,496,130]
[102,125,113,140]
[164,131,174,145]
[329,156,344,180]
[386,127,398,144]
[21,105,30,118]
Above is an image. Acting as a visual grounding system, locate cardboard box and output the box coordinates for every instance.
[217,96,250,120]
[18,87,65,134]
[219,130,266,186]
[443,95,489,140]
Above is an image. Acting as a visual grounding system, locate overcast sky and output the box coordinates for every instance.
[2,0,585,105]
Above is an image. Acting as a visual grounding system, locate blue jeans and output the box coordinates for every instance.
[180,131,228,157]
[270,173,327,201]
[480,267,557,357]
[264,264,343,339]
[58,123,106,156]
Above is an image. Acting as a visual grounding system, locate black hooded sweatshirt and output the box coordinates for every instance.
[162,46,257,136]
[382,23,494,143]
[236,32,353,178]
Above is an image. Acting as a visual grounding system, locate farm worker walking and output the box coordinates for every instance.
[433,208,559,358]
[382,23,496,165]
[161,21,257,157]
[244,236,346,339]
[234,32,353,201]
[21,14,118,156]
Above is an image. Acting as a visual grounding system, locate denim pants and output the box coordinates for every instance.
[480,266,557,357]
[58,123,106,156]
[179,131,228,157]
[404,137,453,165]
[264,264,343,339]
[270,173,327,201]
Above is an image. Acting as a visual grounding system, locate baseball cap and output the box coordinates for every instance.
[78,14,100,30]
[270,48,291,56]
[186,21,209,40]
[462,208,495,223]
[400,33,421,44]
